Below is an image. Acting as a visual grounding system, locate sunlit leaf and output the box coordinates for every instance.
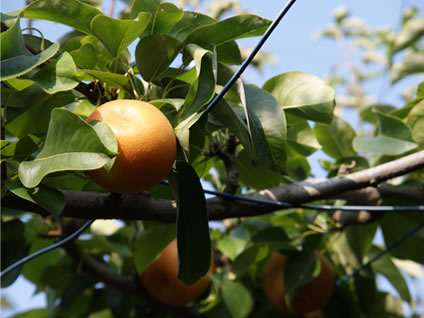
[31,52,79,94]
[19,108,117,188]
[22,0,103,34]
[263,72,335,124]
[91,12,151,57]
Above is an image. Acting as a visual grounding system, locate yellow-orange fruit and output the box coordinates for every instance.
[141,239,215,307]
[263,251,334,315]
[87,99,176,193]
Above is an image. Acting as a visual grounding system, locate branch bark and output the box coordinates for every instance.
[3,150,424,221]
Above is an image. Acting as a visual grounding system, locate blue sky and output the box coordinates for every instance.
[2,0,424,316]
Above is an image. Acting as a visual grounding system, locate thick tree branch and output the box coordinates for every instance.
[3,150,424,221]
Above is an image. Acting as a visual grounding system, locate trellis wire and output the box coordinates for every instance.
[205,0,298,114]
[335,222,424,286]
[0,219,94,278]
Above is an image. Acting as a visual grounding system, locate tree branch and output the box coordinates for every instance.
[3,150,424,221]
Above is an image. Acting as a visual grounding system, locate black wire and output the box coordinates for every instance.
[205,0,298,114]
[0,219,95,279]
[336,222,424,286]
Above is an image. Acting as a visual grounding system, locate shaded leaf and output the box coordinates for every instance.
[169,11,216,42]
[6,180,66,218]
[263,71,335,124]
[287,120,321,156]
[369,245,411,303]
[169,160,211,286]
[284,250,320,311]
[244,85,287,173]
[10,309,48,318]
[19,108,117,188]
[222,276,254,318]
[135,34,181,82]
[0,17,59,81]
[134,224,176,274]
[381,214,424,264]
[70,43,97,69]
[314,116,356,159]
[211,99,253,157]
[181,44,217,119]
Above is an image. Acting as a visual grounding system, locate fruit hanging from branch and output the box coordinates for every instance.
[87,99,177,193]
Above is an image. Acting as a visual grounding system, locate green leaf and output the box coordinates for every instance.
[369,245,411,303]
[392,18,424,55]
[169,11,216,42]
[19,108,117,188]
[353,110,418,155]
[80,69,128,88]
[360,104,396,125]
[217,234,247,261]
[263,71,336,124]
[186,14,271,48]
[181,44,217,119]
[134,223,176,274]
[412,118,424,145]
[1,219,28,287]
[169,160,211,286]
[153,2,184,34]
[222,276,254,318]
[381,214,424,263]
[135,34,182,82]
[211,99,253,157]
[287,120,321,156]
[5,91,75,139]
[22,0,103,34]
[352,135,417,155]
[6,180,66,218]
[314,116,356,159]
[91,12,151,57]
[365,292,404,318]
[244,85,287,174]
[231,244,270,277]
[0,17,60,81]
[130,0,160,20]
[236,149,282,190]
[23,238,63,287]
[1,134,42,161]
[284,250,321,311]
[375,110,413,140]
[10,309,48,318]
[70,43,97,69]
[174,112,204,154]
[31,52,79,94]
